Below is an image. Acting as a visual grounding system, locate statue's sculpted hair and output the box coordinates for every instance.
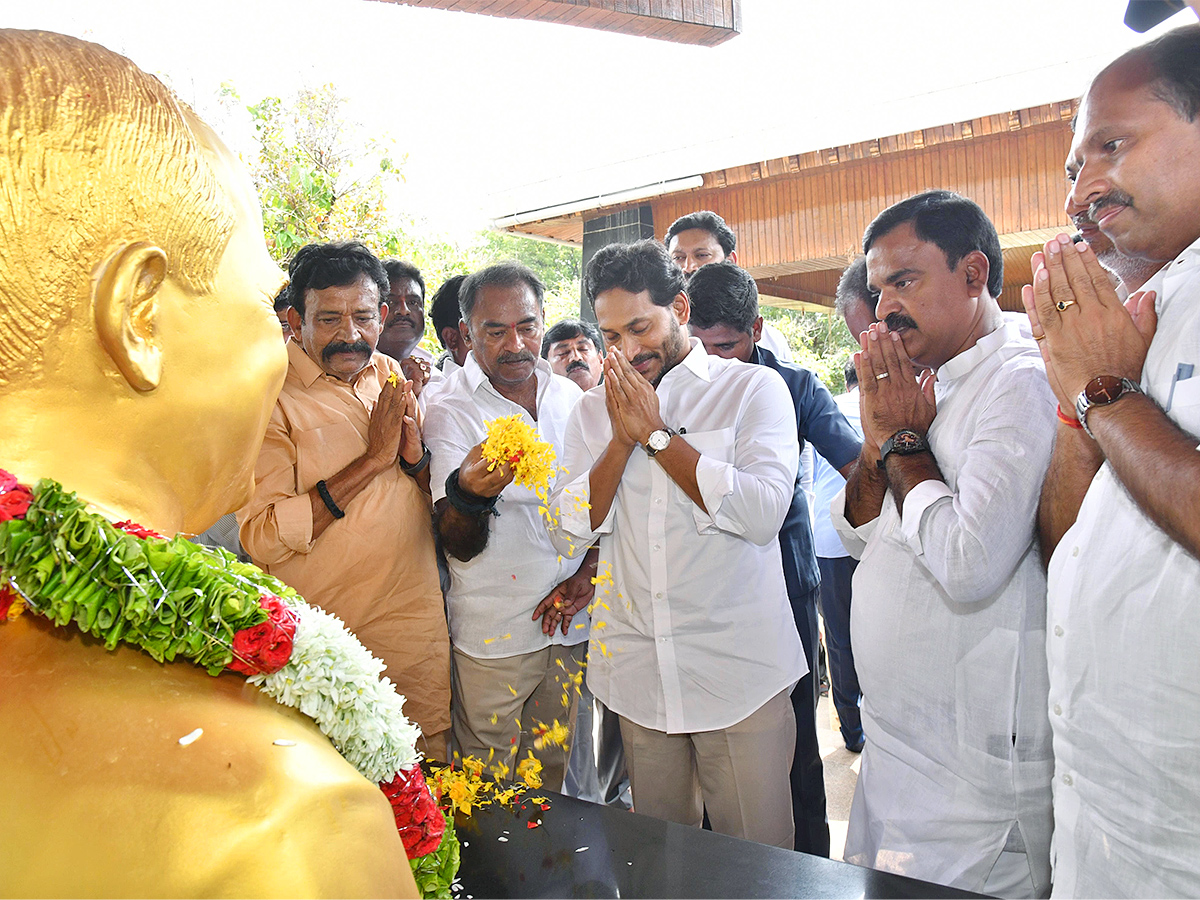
[0,30,235,381]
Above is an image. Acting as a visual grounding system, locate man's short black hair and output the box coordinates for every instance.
[585,240,686,309]
[686,262,759,334]
[541,317,604,358]
[287,241,388,319]
[430,274,467,347]
[862,190,1003,300]
[844,356,858,389]
[835,257,872,318]
[382,259,426,301]
[664,210,737,256]
[272,284,290,313]
[459,261,545,323]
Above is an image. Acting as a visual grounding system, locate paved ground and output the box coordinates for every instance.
[815,690,861,861]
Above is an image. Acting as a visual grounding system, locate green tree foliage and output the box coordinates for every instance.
[761,306,861,395]
[223,83,406,260]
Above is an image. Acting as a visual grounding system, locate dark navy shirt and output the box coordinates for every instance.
[752,345,861,599]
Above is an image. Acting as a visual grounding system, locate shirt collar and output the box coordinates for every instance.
[287,339,382,389]
[936,320,1018,384]
[1153,232,1200,314]
[662,337,715,386]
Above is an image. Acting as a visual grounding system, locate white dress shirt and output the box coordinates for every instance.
[1046,235,1200,899]
[424,354,586,658]
[832,322,1056,895]
[547,339,805,734]
[813,390,862,559]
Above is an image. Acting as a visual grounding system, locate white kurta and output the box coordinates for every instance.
[424,355,587,658]
[832,322,1056,895]
[1046,236,1200,898]
[548,340,805,734]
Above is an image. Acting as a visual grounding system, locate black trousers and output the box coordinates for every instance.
[789,585,830,857]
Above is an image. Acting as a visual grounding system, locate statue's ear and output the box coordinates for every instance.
[92,242,167,392]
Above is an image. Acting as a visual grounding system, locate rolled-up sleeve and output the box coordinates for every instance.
[424,405,474,506]
[689,368,798,545]
[237,407,314,565]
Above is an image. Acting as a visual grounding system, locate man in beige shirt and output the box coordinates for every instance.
[240,241,451,760]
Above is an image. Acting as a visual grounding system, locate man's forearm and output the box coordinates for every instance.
[884,452,945,516]
[1088,393,1200,559]
[1037,423,1105,564]
[309,454,387,541]
[843,451,888,528]
[587,441,634,531]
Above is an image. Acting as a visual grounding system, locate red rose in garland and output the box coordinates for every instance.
[0,581,19,619]
[112,520,166,540]
[381,765,446,857]
[227,594,298,675]
[0,470,33,522]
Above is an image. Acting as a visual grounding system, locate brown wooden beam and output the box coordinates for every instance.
[372,0,741,46]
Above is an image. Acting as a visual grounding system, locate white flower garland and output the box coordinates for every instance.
[248,599,422,783]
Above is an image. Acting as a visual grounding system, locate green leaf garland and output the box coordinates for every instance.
[0,479,297,673]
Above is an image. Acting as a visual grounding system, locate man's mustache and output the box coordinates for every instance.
[884,313,918,332]
[387,314,420,330]
[498,352,536,365]
[322,340,371,361]
[1089,189,1133,223]
[630,352,659,368]
[566,360,590,374]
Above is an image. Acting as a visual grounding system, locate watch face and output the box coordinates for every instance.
[892,430,924,452]
[1085,374,1126,404]
[648,430,671,452]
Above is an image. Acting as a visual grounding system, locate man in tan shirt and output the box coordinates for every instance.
[239,241,451,760]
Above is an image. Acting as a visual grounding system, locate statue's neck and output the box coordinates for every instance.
[4,389,182,534]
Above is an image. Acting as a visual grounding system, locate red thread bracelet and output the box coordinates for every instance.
[1057,404,1084,429]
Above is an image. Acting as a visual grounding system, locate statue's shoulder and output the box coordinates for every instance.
[0,615,417,898]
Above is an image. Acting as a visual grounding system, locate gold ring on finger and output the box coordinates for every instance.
[1056,299,1077,312]
[1034,333,1046,342]
[876,372,890,380]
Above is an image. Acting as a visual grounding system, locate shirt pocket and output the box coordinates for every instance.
[294,421,367,494]
[671,426,735,507]
[1169,373,1200,422]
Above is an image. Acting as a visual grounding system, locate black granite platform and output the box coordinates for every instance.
[453,789,986,898]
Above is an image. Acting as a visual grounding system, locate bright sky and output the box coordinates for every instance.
[5,0,1193,240]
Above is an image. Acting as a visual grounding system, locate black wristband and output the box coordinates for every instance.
[400,444,431,476]
[445,468,499,517]
[315,479,345,519]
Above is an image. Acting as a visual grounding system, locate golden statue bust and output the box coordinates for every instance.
[0,30,418,897]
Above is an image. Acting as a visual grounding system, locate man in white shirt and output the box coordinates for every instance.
[1023,25,1200,898]
[832,191,1056,897]
[812,360,864,754]
[424,262,594,790]
[548,240,804,849]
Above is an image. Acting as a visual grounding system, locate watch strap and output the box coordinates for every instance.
[876,429,929,469]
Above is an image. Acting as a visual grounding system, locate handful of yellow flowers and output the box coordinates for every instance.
[481,415,558,509]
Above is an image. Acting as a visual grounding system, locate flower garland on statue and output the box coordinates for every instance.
[0,470,458,899]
